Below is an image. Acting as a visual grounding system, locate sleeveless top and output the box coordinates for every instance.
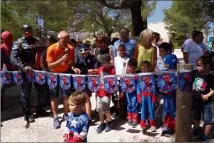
[137,45,154,70]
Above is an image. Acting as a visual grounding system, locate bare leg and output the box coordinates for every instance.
[105,111,112,122]
[63,96,69,114]
[204,124,212,136]
[51,98,58,117]
[85,94,92,119]
[99,112,105,124]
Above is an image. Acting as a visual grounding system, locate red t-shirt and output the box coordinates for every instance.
[97,65,116,97]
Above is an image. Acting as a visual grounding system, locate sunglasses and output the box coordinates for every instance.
[79,48,89,53]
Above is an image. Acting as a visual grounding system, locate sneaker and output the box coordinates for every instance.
[105,122,112,132]
[150,126,156,132]
[132,121,138,128]
[199,134,210,142]
[96,123,105,134]
[161,125,168,131]
[162,129,175,137]
[191,127,201,136]
[128,120,132,126]
[53,117,60,129]
[63,114,68,121]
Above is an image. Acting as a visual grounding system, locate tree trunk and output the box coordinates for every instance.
[129,0,146,37]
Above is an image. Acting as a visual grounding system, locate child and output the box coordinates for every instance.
[96,54,115,134]
[75,44,99,124]
[63,92,89,142]
[159,42,178,71]
[158,42,178,135]
[192,55,214,141]
[114,44,129,75]
[138,61,158,132]
[125,58,139,127]
[114,44,130,119]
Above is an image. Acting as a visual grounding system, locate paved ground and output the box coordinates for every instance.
[1,49,213,142]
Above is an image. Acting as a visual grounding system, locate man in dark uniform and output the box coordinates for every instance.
[10,25,49,123]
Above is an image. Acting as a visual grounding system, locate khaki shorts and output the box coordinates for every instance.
[96,96,110,114]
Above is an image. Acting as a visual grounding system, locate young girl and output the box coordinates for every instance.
[63,92,89,142]
[192,55,214,141]
[133,29,157,71]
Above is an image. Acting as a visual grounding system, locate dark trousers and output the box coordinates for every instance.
[21,75,47,108]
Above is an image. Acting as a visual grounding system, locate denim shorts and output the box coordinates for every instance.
[192,97,213,124]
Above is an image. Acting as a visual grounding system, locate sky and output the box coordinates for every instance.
[148,0,173,24]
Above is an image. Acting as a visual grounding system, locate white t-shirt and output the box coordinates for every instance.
[114,56,129,75]
[183,39,207,70]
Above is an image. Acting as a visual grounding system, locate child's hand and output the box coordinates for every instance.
[201,94,209,101]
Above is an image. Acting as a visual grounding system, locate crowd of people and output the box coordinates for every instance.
[1,25,214,142]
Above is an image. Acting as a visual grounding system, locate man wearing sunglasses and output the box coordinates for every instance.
[75,43,99,124]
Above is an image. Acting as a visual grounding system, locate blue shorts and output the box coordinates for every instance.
[192,97,213,124]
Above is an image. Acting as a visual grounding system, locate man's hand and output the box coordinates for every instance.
[58,54,68,64]
[73,68,81,74]
[201,94,209,101]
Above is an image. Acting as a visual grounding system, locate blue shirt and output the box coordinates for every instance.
[112,39,137,58]
[164,53,178,70]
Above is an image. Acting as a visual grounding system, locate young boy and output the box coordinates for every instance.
[138,61,158,132]
[96,54,115,134]
[125,59,139,127]
[114,44,130,119]
[192,55,214,141]
[63,92,89,142]
[158,42,178,135]
[114,44,129,75]
[159,42,178,71]
[75,44,99,123]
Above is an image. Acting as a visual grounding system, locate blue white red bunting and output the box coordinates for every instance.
[104,76,118,93]
[35,70,46,85]
[137,74,156,92]
[178,71,192,92]
[25,71,36,83]
[120,75,136,93]
[12,71,23,85]
[59,74,72,90]
[47,73,58,89]
[73,75,86,92]
[157,72,177,92]
[0,71,12,84]
[88,76,100,92]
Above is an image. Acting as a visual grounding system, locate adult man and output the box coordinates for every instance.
[46,31,80,129]
[183,31,208,73]
[110,28,137,63]
[10,25,48,123]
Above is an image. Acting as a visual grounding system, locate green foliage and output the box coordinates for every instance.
[164,0,214,47]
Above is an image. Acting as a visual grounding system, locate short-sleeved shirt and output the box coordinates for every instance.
[97,65,115,97]
[164,53,178,70]
[46,43,74,73]
[193,72,214,103]
[114,56,129,75]
[75,54,99,74]
[183,39,207,70]
[112,39,137,58]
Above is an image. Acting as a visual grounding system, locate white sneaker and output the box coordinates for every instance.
[150,126,156,132]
